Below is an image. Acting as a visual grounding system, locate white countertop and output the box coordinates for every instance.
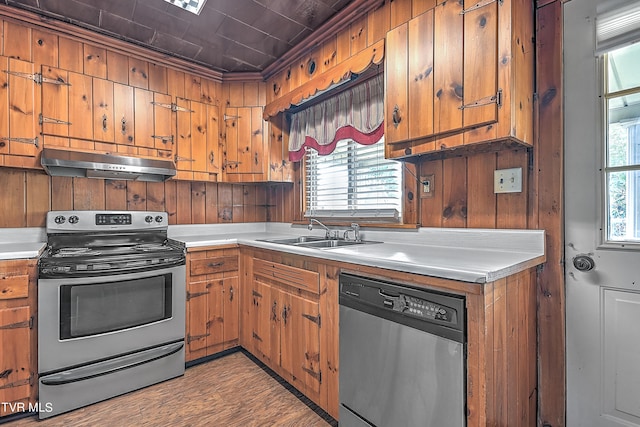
[169,223,546,284]
[0,223,545,282]
[0,227,46,260]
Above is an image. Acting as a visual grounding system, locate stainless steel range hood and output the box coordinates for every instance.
[41,148,176,182]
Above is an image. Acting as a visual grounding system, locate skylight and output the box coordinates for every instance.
[164,0,207,15]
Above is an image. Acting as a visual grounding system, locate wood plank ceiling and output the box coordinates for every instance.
[3,0,353,73]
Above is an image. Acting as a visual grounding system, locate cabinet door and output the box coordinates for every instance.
[222,107,239,174]
[92,78,114,143]
[206,279,225,353]
[288,293,321,394]
[134,88,154,149]
[433,0,464,136]
[250,107,266,175]
[206,103,221,175]
[408,9,434,140]
[0,306,32,417]
[68,71,93,141]
[462,0,498,129]
[384,23,408,144]
[190,100,208,174]
[113,83,134,146]
[40,66,70,139]
[175,97,193,172]
[222,276,239,348]
[0,57,38,159]
[250,280,271,360]
[186,280,210,360]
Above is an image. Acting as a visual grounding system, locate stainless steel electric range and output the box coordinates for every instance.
[37,210,186,419]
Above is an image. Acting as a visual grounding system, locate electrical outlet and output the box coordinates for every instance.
[420,174,434,198]
[494,167,522,193]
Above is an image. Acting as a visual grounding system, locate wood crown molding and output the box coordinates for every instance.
[0,4,224,83]
[260,0,384,81]
[263,40,384,119]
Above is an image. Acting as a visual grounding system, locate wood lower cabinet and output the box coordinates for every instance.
[240,248,334,415]
[0,259,37,418]
[385,0,533,159]
[239,246,536,425]
[185,246,239,362]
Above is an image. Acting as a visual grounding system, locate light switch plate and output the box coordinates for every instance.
[494,167,522,193]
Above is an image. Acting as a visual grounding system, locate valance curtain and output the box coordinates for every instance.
[288,74,384,162]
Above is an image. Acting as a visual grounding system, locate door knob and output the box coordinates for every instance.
[573,255,595,272]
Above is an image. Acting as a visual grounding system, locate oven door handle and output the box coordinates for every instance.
[40,341,184,386]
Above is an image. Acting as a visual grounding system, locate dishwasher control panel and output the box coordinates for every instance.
[339,273,465,342]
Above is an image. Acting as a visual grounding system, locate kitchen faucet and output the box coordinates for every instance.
[344,223,361,242]
[308,218,333,239]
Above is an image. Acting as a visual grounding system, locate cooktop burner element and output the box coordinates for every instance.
[39,211,185,278]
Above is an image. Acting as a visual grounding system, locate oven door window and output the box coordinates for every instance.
[60,274,173,339]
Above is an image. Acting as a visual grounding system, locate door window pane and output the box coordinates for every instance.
[605,43,640,242]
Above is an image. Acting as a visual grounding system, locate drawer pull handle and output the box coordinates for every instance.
[208,261,224,268]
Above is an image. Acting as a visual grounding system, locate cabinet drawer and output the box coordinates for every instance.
[0,274,29,300]
[190,256,238,276]
[253,258,319,295]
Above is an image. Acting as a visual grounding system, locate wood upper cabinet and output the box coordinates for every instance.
[185,247,239,362]
[0,259,37,418]
[175,98,219,181]
[0,56,39,168]
[385,0,532,158]
[222,106,271,182]
[40,69,174,159]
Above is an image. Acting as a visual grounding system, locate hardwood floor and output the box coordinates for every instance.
[6,351,333,427]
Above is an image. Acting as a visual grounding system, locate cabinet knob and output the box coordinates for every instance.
[392,105,402,128]
[209,151,215,164]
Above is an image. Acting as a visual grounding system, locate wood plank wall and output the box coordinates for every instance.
[0,167,278,227]
[271,0,566,425]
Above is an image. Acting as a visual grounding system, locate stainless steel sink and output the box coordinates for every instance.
[259,236,380,249]
[260,236,327,245]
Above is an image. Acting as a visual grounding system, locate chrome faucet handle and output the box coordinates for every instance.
[351,223,361,241]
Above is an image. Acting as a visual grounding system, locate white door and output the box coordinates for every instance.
[565,1,640,426]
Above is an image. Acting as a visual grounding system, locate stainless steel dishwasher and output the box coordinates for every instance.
[339,273,466,427]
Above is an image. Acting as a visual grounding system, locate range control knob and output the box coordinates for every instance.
[155,216,164,223]
[68,215,79,224]
[145,215,154,223]
[54,215,66,224]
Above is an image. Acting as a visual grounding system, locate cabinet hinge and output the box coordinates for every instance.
[223,113,241,121]
[0,317,32,330]
[460,0,502,15]
[187,333,209,344]
[0,136,38,147]
[39,114,71,126]
[175,155,196,163]
[151,101,194,113]
[3,70,70,85]
[0,375,32,390]
[151,135,174,144]
[186,290,209,300]
[302,366,321,383]
[252,332,263,342]
[458,89,502,111]
[302,313,321,327]
[252,289,262,298]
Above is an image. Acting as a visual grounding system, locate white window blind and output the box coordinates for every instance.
[596,0,640,54]
[305,136,402,221]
